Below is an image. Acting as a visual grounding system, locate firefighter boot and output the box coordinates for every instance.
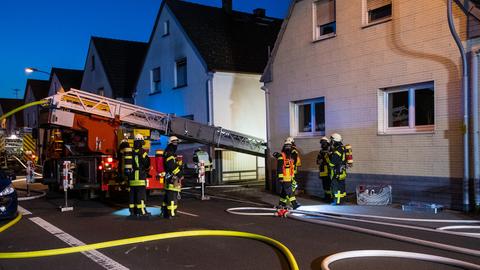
[292,200,301,210]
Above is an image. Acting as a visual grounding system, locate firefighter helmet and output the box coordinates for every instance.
[330,133,342,143]
[169,136,179,144]
[320,136,329,143]
[134,134,144,141]
[285,137,294,145]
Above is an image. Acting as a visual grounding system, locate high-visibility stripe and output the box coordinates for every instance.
[172,167,180,175]
[129,204,135,208]
[142,152,148,158]
[166,156,175,161]
[165,184,181,192]
[289,196,297,202]
[129,180,146,186]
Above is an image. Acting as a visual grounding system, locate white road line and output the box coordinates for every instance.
[29,217,129,270]
[17,206,32,216]
[177,210,199,217]
[152,205,199,217]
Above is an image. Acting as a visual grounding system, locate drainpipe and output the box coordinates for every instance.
[472,49,480,209]
[261,85,272,191]
[448,0,470,212]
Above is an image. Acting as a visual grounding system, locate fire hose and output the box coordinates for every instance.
[226,207,480,269]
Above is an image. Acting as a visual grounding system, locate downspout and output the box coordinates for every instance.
[448,0,470,212]
[261,85,271,191]
[207,72,220,184]
[472,49,480,209]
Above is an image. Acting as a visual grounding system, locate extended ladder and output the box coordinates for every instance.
[44,89,266,156]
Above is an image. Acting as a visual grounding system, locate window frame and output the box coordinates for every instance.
[150,67,161,94]
[163,20,170,36]
[312,0,336,42]
[380,82,435,135]
[291,97,326,138]
[362,0,392,27]
[174,58,188,88]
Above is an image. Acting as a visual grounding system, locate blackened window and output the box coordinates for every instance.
[175,59,187,88]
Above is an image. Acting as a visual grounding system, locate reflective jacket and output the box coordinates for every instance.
[277,152,295,182]
[316,149,329,177]
[163,144,183,191]
[130,147,150,186]
[328,145,347,180]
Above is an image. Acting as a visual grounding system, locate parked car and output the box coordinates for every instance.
[0,170,18,220]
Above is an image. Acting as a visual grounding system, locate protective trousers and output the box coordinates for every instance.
[331,177,346,204]
[321,176,332,201]
[279,181,299,209]
[129,185,147,215]
[163,179,180,218]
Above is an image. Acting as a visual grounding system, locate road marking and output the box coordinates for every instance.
[17,206,32,216]
[177,210,199,217]
[29,217,129,270]
[152,205,199,217]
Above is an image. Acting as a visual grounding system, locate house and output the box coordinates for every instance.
[262,0,480,209]
[134,0,282,183]
[0,98,25,134]
[22,79,50,129]
[47,68,84,96]
[81,36,148,103]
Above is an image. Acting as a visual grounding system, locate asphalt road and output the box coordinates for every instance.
[0,185,479,270]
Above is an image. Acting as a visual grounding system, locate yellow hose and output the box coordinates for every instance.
[0,213,22,233]
[0,100,48,122]
[0,229,299,269]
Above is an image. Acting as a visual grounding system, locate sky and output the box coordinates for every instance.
[0,0,292,99]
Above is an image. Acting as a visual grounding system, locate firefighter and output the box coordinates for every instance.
[163,136,183,218]
[284,137,301,194]
[327,133,347,205]
[276,140,300,209]
[128,134,151,217]
[316,137,331,202]
[118,135,132,184]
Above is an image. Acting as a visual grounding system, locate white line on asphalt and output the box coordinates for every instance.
[17,206,32,216]
[29,217,129,270]
[151,205,199,217]
[177,210,199,217]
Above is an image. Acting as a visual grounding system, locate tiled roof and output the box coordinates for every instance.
[164,0,283,74]
[0,98,25,126]
[92,37,148,99]
[25,79,50,100]
[51,68,83,91]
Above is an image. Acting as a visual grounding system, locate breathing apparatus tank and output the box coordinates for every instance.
[345,144,353,167]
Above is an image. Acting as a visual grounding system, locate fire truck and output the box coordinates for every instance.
[37,89,266,198]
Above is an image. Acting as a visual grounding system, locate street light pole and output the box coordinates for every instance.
[25,67,50,76]
[12,88,20,99]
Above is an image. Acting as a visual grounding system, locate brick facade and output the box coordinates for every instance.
[266,0,471,209]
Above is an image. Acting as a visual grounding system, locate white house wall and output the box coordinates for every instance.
[212,72,266,175]
[135,6,209,123]
[47,74,65,96]
[23,86,37,128]
[80,43,113,97]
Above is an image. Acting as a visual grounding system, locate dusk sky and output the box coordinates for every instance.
[0,0,291,99]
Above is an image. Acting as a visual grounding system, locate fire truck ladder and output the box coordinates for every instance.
[44,89,266,157]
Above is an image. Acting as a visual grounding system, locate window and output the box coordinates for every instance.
[97,87,105,96]
[151,67,161,93]
[379,82,434,134]
[292,97,325,136]
[365,0,392,25]
[91,55,95,71]
[175,58,187,88]
[163,21,170,36]
[313,0,336,41]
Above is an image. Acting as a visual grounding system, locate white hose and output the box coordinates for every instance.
[321,250,480,270]
[227,207,480,258]
[17,191,47,201]
[298,206,480,223]
[293,209,480,239]
[11,156,42,176]
[437,225,480,236]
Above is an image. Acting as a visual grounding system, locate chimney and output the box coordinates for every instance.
[253,8,266,17]
[222,0,232,14]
